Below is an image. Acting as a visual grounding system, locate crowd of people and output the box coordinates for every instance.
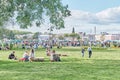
[8,48,61,62]
[7,41,93,63]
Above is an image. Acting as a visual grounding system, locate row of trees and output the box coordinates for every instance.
[0,28,32,40]
[0,28,15,39]
[57,27,80,41]
[58,33,80,41]
[0,26,106,43]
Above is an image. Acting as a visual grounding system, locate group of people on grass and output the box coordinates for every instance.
[8,46,92,62]
[46,48,61,62]
[19,49,35,62]
[81,46,92,58]
[8,48,61,62]
[8,49,35,62]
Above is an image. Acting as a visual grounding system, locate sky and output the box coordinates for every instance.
[9,0,120,34]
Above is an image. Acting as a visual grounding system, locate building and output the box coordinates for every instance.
[95,34,120,41]
[38,35,51,41]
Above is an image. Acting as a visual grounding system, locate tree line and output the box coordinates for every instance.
[0,28,31,40]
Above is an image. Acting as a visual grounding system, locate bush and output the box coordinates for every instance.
[10,43,13,50]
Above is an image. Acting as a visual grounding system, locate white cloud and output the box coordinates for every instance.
[67,6,120,25]
[96,6,120,24]
[7,6,120,34]
[66,10,97,23]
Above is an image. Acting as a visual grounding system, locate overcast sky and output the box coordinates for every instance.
[8,0,120,34]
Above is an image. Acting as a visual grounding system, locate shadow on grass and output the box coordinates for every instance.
[0,60,17,64]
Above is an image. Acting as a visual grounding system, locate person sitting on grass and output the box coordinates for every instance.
[29,49,35,62]
[50,50,61,62]
[19,51,29,62]
[8,51,17,60]
[46,48,51,56]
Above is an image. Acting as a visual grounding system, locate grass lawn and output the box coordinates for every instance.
[0,47,120,80]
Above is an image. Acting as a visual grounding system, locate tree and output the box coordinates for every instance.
[33,32,39,39]
[69,33,79,41]
[77,36,80,41]
[8,31,15,39]
[0,28,15,39]
[0,0,71,29]
[72,27,75,33]
[64,33,69,37]
[23,36,28,39]
[58,35,64,40]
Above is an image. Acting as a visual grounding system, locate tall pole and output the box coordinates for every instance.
[94,26,96,35]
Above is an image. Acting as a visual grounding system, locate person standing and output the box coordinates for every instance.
[87,47,92,58]
[81,48,85,57]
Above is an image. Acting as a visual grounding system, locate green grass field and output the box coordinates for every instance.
[0,47,120,80]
